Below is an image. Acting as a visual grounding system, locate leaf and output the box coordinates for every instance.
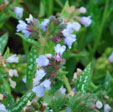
[42,0,53,16]
[104,71,112,90]
[26,46,38,87]
[11,90,34,112]
[16,33,40,48]
[75,64,91,94]
[0,33,8,54]
[61,1,69,17]
[0,86,14,111]
[3,78,11,94]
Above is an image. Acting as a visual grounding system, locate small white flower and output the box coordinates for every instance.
[54,44,66,55]
[64,34,76,49]
[32,85,45,97]
[80,16,92,27]
[9,69,18,77]
[59,86,66,95]
[41,79,51,90]
[14,7,23,18]
[41,19,50,31]
[96,100,103,109]
[36,55,49,66]
[108,52,113,63]
[0,103,8,112]
[78,7,87,13]
[26,14,33,23]
[104,104,111,112]
[9,78,16,88]
[6,54,19,63]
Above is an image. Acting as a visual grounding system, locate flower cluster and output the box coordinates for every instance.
[16,8,92,49]
[32,44,66,97]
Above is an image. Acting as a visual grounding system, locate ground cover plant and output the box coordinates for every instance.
[0,0,113,112]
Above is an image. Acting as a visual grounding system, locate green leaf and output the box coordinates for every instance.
[61,1,69,17]
[42,0,53,16]
[26,46,38,88]
[0,33,8,54]
[75,64,91,94]
[104,71,112,90]
[0,86,14,111]
[16,33,40,47]
[3,78,11,94]
[11,91,34,112]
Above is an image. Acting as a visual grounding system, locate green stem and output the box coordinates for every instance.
[92,0,109,58]
[63,75,72,93]
[39,33,49,55]
[22,40,29,59]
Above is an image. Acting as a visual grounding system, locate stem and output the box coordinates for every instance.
[39,33,49,55]
[22,40,29,59]
[63,75,72,93]
[92,0,109,58]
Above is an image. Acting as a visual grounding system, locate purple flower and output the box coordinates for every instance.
[54,44,66,56]
[108,52,113,63]
[64,34,76,49]
[36,55,49,66]
[41,19,50,32]
[6,54,19,63]
[32,79,51,97]
[32,85,46,97]
[66,22,81,32]
[14,7,23,18]
[80,16,92,27]
[16,20,30,37]
[33,69,46,87]
[59,86,66,95]
[0,103,8,112]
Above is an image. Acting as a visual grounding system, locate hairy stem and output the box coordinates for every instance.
[63,75,72,93]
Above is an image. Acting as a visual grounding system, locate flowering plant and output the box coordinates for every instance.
[0,0,113,112]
